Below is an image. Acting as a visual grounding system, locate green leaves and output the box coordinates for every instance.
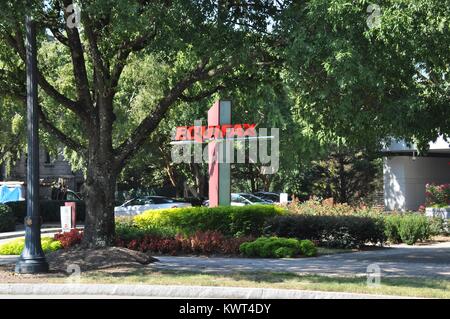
[282,0,450,150]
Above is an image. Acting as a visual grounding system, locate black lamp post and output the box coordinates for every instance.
[15,15,49,274]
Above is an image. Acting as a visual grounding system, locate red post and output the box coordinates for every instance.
[65,202,76,229]
[208,100,231,207]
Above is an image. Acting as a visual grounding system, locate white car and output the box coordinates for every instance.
[231,193,271,206]
[203,193,271,207]
[114,196,192,216]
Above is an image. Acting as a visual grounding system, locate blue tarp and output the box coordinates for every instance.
[0,185,22,204]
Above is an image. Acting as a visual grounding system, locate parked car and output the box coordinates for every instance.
[232,193,272,206]
[114,195,191,216]
[203,193,271,207]
[253,192,292,203]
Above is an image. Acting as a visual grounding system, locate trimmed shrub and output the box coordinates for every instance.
[398,214,431,245]
[0,237,62,255]
[5,200,86,223]
[239,237,316,258]
[265,215,386,248]
[299,239,318,257]
[134,205,284,237]
[384,214,403,244]
[384,213,435,245]
[0,205,16,232]
[115,216,177,241]
[429,216,448,236]
[287,199,359,216]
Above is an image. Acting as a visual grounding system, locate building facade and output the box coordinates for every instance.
[383,136,450,211]
[0,147,84,199]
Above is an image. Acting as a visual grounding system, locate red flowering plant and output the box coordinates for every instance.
[116,230,253,256]
[425,183,450,208]
[54,229,84,249]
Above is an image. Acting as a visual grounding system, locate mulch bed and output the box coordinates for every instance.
[46,247,159,272]
[0,247,158,282]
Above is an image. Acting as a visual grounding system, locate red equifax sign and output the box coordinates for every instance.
[175,124,257,142]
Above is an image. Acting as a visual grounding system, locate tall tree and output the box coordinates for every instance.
[0,0,282,246]
[280,0,450,150]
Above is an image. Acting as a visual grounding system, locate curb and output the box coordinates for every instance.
[0,228,60,240]
[0,284,414,299]
[0,226,85,241]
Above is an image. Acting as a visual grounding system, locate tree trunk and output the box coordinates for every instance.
[81,94,117,248]
[337,153,347,203]
[82,150,117,247]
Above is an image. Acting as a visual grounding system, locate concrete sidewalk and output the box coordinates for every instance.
[0,283,413,299]
[0,225,84,245]
[0,228,61,241]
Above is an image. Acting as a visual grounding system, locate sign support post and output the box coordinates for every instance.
[208,100,231,207]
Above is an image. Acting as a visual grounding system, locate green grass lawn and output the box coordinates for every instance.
[77,269,449,298]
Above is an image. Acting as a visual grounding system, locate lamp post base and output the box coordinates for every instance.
[15,257,49,274]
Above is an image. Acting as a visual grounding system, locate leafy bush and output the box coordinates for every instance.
[425,183,450,207]
[384,214,403,244]
[239,237,317,258]
[134,205,284,237]
[384,213,435,245]
[429,217,448,236]
[0,237,62,255]
[299,239,318,257]
[265,215,386,248]
[116,217,177,241]
[286,199,373,216]
[398,214,431,245]
[5,200,86,223]
[116,230,253,256]
[0,205,16,232]
[54,229,83,249]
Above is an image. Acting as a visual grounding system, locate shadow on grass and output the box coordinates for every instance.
[86,267,450,291]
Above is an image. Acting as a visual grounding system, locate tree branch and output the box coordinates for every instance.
[114,60,232,169]
[82,13,109,86]
[37,105,87,156]
[62,0,93,111]
[110,28,157,90]
[0,78,86,156]
[179,84,225,102]
[1,31,86,119]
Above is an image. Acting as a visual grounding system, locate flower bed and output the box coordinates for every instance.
[116,230,253,256]
[425,183,450,208]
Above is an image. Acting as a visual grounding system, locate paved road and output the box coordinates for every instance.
[1,242,449,278]
[150,242,450,278]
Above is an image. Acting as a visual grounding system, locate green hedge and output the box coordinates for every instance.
[133,205,285,237]
[5,200,86,224]
[0,205,16,232]
[0,237,62,255]
[239,237,317,258]
[384,213,437,245]
[265,215,386,248]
